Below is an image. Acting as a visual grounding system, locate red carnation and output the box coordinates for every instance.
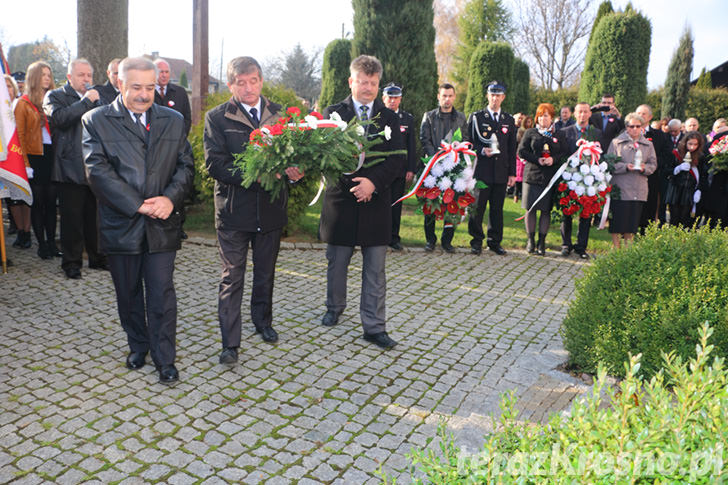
[416,186,427,197]
[249,128,262,141]
[580,209,591,218]
[458,192,476,207]
[268,124,284,136]
[425,187,441,200]
[287,106,301,117]
[459,208,465,215]
[433,207,442,217]
[447,201,459,213]
[278,116,289,125]
[569,191,578,200]
[422,205,431,215]
[310,111,324,120]
[558,183,568,192]
[559,197,569,206]
[443,188,455,204]
[606,186,612,193]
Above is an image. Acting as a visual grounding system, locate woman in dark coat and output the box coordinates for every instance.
[703,129,728,228]
[665,131,707,228]
[517,103,566,255]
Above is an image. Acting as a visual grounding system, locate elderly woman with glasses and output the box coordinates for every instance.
[606,113,657,248]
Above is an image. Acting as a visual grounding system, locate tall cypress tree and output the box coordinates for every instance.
[464,41,514,114]
[588,1,614,44]
[661,27,694,120]
[352,0,438,136]
[319,39,352,109]
[578,8,651,114]
[695,67,712,90]
[511,58,530,115]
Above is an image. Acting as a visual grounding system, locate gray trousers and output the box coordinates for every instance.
[217,228,282,349]
[326,244,387,334]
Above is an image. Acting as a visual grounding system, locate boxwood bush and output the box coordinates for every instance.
[561,224,728,378]
[394,324,727,483]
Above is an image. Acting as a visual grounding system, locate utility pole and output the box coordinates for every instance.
[191,0,209,125]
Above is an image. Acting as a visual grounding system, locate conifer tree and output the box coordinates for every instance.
[661,27,694,120]
[695,67,712,90]
[511,58,530,115]
[464,41,514,114]
[319,39,352,109]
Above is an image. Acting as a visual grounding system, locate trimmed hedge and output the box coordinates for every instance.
[318,39,352,110]
[561,224,728,378]
[510,58,530,115]
[465,41,514,114]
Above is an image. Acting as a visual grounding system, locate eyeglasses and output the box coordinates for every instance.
[626,125,642,129]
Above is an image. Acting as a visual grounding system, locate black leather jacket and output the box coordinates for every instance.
[419,107,467,157]
[82,99,194,254]
[44,83,99,185]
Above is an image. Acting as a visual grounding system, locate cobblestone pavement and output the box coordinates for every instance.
[1,237,591,484]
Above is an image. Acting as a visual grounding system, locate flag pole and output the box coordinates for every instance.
[0,198,7,274]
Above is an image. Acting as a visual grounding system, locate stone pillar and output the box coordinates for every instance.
[77,0,128,85]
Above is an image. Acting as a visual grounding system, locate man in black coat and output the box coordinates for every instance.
[94,58,121,105]
[381,82,416,251]
[589,93,624,150]
[464,81,518,255]
[636,104,670,231]
[82,57,194,384]
[44,58,107,279]
[420,83,467,252]
[320,55,405,350]
[557,102,603,259]
[204,57,303,364]
[153,58,192,136]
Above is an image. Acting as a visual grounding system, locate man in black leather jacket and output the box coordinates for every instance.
[82,57,194,384]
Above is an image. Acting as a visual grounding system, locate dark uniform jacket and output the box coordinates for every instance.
[320,96,405,247]
[395,109,418,174]
[81,99,194,254]
[589,111,624,149]
[463,109,517,184]
[420,108,467,157]
[518,127,567,186]
[155,82,192,135]
[94,80,120,105]
[557,123,603,155]
[44,83,98,185]
[204,96,289,233]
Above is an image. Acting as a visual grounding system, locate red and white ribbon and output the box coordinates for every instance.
[576,139,602,165]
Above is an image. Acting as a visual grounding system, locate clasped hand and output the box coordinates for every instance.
[350,177,375,203]
[138,196,174,219]
[538,157,553,166]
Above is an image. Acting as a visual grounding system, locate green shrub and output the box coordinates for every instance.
[189,86,316,232]
[394,323,727,483]
[319,39,352,110]
[465,41,514,114]
[528,86,579,118]
[561,224,728,378]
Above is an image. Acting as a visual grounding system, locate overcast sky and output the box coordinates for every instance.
[1,0,725,90]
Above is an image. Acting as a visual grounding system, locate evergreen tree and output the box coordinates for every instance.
[464,41,514,114]
[179,70,188,88]
[511,58,530,115]
[662,27,694,120]
[578,8,651,114]
[274,44,321,105]
[588,1,614,44]
[695,67,712,90]
[352,0,438,138]
[452,0,513,107]
[319,39,352,109]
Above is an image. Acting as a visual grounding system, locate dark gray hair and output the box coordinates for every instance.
[107,58,122,72]
[118,57,157,82]
[227,57,262,84]
[68,58,93,75]
[350,55,382,78]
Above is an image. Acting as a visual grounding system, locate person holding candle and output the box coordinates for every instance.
[607,113,657,248]
[664,131,707,228]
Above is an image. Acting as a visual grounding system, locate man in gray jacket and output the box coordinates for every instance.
[82,57,194,384]
[419,83,466,252]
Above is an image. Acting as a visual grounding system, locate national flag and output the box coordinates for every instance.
[0,42,32,205]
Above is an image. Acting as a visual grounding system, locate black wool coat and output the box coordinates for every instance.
[518,127,567,186]
[155,83,192,135]
[320,96,405,247]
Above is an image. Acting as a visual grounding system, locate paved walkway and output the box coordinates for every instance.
[1,237,591,484]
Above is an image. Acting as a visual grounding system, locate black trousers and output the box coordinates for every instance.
[669,204,694,228]
[390,176,405,245]
[424,215,455,245]
[468,183,506,249]
[108,251,178,367]
[58,182,105,270]
[639,173,660,232]
[561,215,592,253]
[217,228,282,349]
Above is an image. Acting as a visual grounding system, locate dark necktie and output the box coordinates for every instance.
[359,105,369,121]
[133,113,147,141]
[160,86,165,98]
[493,112,499,124]
[249,107,258,125]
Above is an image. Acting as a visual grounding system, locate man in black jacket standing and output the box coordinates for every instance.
[320,55,405,350]
[420,83,467,252]
[82,57,194,384]
[204,57,303,365]
[636,104,669,231]
[381,83,416,251]
[44,58,107,279]
[153,58,192,136]
[464,81,517,255]
[589,93,624,149]
[94,58,121,105]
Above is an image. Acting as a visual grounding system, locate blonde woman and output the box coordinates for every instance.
[14,61,58,258]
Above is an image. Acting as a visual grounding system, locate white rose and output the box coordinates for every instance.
[567,180,577,190]
[579,164,590,175]
[330,112,342,122]
[304,115,318,129]
[590,164,600,176]
[574,185,585,196]
[598,183,607,192]
[586,186,597,196]
[570,157,580,168]
[600,162,608,171]
[383,125,392,140]
[572,172,583,182]
[356,125,365,137]
[605,173,612,182]
[562,172,572,181]
[583,175,595,186]
[594,172,605,182]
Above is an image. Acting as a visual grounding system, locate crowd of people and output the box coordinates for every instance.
[3,51,727,384]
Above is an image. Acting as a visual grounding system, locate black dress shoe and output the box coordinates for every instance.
[37,243,51,260]
[424,241,435,252]
[389,241,403,251]
[180,231,188,240]
[442,244,456,254]
[560,247,571,257]
[48,243,62,257]
[65,267,82,279]
[488,245,507,255]
[470,247,482,255]
[219,347,238,364]
[158,364,179,384]
[321,310,339,327]
[89,262,110,271]
[363,331,398,350]
[577,251,590,260]
[260,326,278,343]
[126,351,147,369]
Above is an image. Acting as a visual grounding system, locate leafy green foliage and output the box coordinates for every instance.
[465,41,514,114]
[178,70,188,88]
[352,0,438,148]
[661,28,694,120]
[394,323,728,483]
[319,39,352,109]
[562,224,728,378]
[528,86,579,118]
[578,8,651,114]
[695,67,713,90]
[510,58,530,115]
